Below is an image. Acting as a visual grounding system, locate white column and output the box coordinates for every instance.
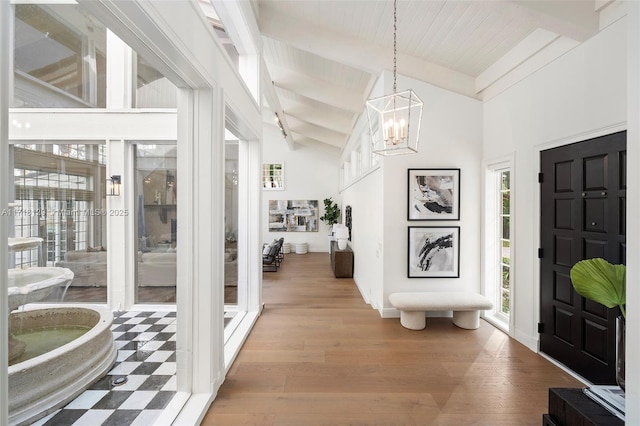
[106,30,134,109]
[239,54,260,104]
[1,1,11,423]
[238,138,263,313]
[176,87,225,395]
[106,139,135,311]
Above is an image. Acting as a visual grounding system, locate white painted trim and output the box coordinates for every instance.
[167,392,214,426]
[8,109,177,141]
[0,1,10,423]
[514,328,539,353]
[481,154,516,338]
[224,311,260,372]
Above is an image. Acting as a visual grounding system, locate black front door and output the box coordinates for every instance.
[539,131,626,384]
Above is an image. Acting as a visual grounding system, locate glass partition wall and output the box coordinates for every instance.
[225,140,239,321]
[8,142,107,303]
[13,3,107,108]
[135,143,177,304]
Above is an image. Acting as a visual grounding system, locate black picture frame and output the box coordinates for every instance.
[408,226,460,278]
[407,168,460,221]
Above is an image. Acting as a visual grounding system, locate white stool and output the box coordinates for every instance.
[295,242,308,254]
[283,242,291,254]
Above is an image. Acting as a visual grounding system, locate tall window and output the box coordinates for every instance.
[484,162,513,331]
[499,170,511,316]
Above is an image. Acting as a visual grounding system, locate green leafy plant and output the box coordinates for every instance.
[570,258,626,318]
[319,197,340,229]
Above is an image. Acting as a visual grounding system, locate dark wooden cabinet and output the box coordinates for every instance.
[545,388,623,426]
[330,241,353,278]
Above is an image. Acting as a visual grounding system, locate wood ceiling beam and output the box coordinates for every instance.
[266,61,365,114]
[507,0,599,42]
[262,59,295,150]
[286,115,349,149]
[258,5,477,99]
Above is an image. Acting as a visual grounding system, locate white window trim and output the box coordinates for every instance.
[481,155,515,336]
[1,1,11,422]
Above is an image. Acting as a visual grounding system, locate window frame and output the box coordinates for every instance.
[482,157,515,335]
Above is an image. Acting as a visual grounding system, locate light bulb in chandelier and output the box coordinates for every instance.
[384,117,407,145]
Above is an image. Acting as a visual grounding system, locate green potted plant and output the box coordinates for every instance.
[319,197,340,232]
[570,258,626,389]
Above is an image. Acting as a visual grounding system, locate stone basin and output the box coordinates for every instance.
[8,306,116,426]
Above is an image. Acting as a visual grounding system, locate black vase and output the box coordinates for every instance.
[616,315,625,390]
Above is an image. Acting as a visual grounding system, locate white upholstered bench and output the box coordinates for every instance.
[388,292,493,330]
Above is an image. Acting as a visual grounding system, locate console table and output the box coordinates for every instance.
[330,241,353,278]
[544,388,623,426]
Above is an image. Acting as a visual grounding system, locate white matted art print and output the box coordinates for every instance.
[408,168,460,220]
[408,226,460,278]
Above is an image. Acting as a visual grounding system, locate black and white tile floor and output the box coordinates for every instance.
[32,311,178,426]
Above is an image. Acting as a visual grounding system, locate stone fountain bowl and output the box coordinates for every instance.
[8,306,116,426]
[8,267,74,312]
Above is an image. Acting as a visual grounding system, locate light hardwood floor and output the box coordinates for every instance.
[202,252,582,425]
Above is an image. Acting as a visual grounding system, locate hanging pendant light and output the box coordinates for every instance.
[366,0,423,156]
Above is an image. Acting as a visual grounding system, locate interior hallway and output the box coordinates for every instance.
[203,252,581,425]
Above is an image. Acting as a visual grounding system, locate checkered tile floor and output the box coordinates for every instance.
[32,311,177,426]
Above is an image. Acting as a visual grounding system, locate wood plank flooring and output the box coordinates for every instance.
[202,252,582,425]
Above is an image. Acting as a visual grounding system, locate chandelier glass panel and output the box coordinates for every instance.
[366,0,423,156]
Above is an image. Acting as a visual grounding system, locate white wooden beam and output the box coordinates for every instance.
[476,28,560,94]
[268,62,365,113]
[287,116,348,148]
[262,60,295,150]
[284,107,354,136]
[8,109,177,140]
[508,0,599,41]
[259,6,477,99]
[292,133,344,151]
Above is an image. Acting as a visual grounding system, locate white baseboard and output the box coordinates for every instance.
[514,328,539,352]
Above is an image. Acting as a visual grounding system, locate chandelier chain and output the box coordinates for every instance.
[393,0,397,93]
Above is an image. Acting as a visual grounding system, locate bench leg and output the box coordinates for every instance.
[400,311,426,330]
[452,311,480,329]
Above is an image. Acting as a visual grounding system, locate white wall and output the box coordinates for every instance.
[262,125,341,252]
[483,17,627,350]
[341,168,384,308]
[342,71,483,314]
[381,74,483,314]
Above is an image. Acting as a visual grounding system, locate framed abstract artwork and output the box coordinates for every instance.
[408,168,460,220]
[268,200,319,232]
[408,226,460,278]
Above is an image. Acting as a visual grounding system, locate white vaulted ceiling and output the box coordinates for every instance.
[257,0,616,151]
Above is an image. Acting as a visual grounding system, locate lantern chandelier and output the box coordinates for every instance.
[366,0,423,156]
